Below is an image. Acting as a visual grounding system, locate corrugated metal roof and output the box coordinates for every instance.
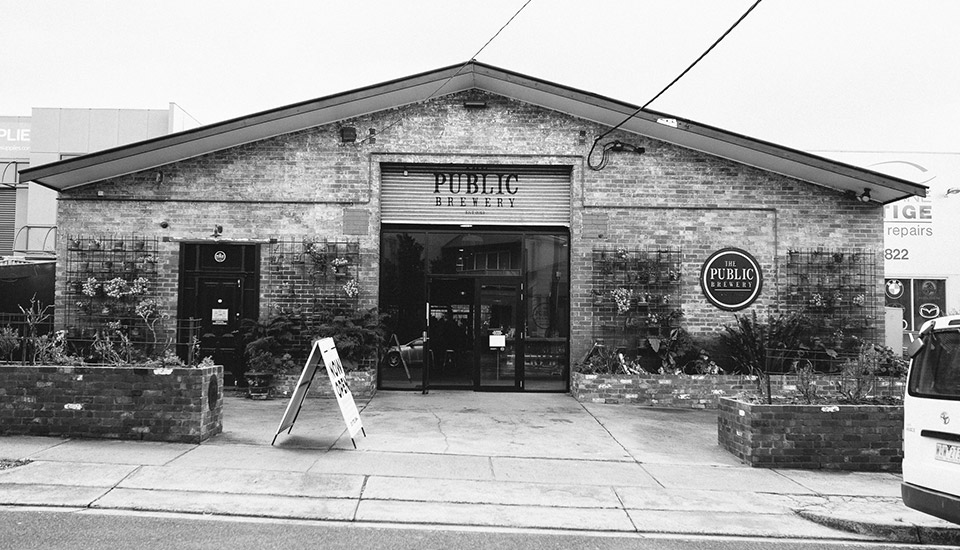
[18,61,926,204]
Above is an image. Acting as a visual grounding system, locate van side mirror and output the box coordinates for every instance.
[907,337,924,359]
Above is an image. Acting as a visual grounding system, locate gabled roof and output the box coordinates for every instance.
[19,61,925,204]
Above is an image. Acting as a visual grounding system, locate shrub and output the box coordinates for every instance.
[0,326,19,361]
[719,310,810,402]
[241,314,307,374]
[313,308,387,371]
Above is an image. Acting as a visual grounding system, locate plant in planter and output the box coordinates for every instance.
[313,307,387,372]
[0,326,19,362]
[241,314,306,398]
[331,257,349,277]
[574,341,643,376]
[835,342,908,404]
[718,329,907,471]
[647,326,693,374]
[719,310,810,403]
[303,239,328,277]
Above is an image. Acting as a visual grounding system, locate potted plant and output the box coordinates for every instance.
[241,314,306,399]
[331,257,349,277]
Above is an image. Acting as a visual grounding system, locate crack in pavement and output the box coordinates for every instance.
[432,412,450,453]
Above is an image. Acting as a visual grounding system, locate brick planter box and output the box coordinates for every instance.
[571,372,905,410]
[572,372,754,408]
[271,370,376,400]
[0,364,223,443]
[717,396,903,472]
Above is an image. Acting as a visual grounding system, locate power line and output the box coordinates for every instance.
[595,0,764,145]
[359,0,533,143]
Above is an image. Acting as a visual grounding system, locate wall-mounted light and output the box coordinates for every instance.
[340,127,357,144]
[946,188,960,197]
[858,188,872,203]
[463,100,487,109]
[159,221,169,229]
[211,224,223,238]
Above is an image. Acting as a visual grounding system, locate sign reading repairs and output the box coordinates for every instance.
[433,171,520,214]
[700,248,763,311]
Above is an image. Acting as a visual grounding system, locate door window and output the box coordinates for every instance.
[478,282,519,388]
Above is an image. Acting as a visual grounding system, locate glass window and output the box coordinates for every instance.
[427,232,520,276]
[379,231,428,390]
[524,234,570,391]
[380,232,427,340]
[910,330,960,399]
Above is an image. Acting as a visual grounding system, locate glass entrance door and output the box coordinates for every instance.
[477,281,521,389]
[426,277,521,390]
[427,278,475,388]
[380,228,570,392]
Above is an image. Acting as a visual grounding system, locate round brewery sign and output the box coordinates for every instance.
[700,248,763,311]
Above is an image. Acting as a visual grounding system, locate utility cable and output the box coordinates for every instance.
[589,0,763,169]
[358,0,534,144]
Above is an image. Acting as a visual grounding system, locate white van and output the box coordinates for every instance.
[902,315,960,524]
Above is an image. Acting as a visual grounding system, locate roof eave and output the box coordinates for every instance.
[19,60,928,204]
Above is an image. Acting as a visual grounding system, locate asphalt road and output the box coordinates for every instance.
[0,508,947,550]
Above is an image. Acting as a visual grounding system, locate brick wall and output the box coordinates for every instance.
[0,365,222,443]
[55,89,886,381]
[271,370,376,400]
[717,396,903,471]
[573,372,905,408]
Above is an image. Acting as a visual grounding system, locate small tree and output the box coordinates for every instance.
[19,296,53,365]
[719,311,809,403]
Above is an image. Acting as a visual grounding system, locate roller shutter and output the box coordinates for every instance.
[0,188,14,254]
[381,163,571,226]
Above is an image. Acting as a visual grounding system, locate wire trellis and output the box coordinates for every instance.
[591,246,683,353]
[782,248,880,347]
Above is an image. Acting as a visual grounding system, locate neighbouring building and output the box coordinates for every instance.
[813,150,960,334]
[18,62,926,391]
[0,105,199,316]
[1,104,200,258]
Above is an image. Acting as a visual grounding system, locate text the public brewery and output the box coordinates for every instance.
[708,264,757,289]
[433,171,518,208]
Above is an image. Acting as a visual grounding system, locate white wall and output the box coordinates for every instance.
[15,105,201,255]
[815,151,960,317]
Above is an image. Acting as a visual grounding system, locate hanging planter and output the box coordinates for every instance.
[331,257,349,277]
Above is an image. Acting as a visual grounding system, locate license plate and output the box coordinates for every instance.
[936,443,960,464]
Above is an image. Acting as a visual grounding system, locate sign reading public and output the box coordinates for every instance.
[700,248,763,311]
[379,164,571,226]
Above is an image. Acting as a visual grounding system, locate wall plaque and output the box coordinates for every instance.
[700,248,763,311]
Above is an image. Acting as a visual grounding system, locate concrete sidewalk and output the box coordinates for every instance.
[2,391,958,544]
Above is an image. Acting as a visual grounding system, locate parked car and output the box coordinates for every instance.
[383,337,427,368]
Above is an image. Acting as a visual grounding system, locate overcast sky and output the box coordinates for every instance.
[3,0,957,155]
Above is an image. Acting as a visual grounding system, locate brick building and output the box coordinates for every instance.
[19,62,925,392]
